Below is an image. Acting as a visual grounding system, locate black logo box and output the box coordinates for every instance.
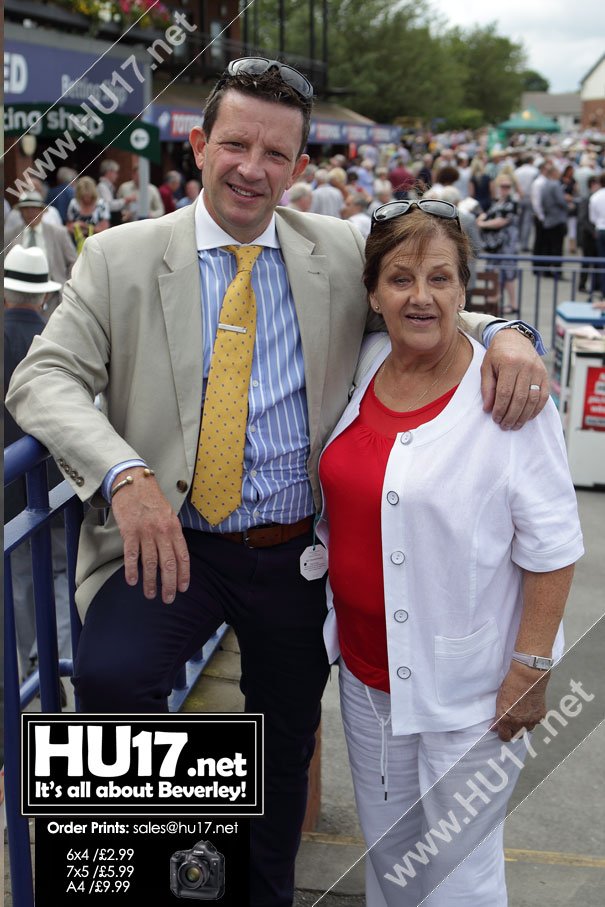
[22,713,263,816]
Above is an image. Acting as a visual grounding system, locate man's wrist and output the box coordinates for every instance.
[102,459,148,502]
[483,320,547,356]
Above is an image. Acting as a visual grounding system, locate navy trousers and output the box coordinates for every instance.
[73,528,330,907]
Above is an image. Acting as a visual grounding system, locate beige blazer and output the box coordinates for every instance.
[6,201,493,615]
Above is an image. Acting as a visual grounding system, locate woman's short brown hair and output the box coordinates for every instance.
[363,209,472,296]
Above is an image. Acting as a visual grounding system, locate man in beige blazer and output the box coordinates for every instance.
[6,59,547,907]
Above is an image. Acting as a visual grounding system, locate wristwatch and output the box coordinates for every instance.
[501,323,537,347]
[511,651,554,671]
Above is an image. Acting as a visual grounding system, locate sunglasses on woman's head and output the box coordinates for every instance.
[371,199,461,232]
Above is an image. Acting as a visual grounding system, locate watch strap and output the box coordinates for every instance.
[511,650,554,671]
[501,323,537,347]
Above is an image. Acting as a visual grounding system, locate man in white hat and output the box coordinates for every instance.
[3,245,72,681]
[4,191,76,317]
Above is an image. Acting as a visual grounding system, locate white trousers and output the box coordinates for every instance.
[339,660,526,907]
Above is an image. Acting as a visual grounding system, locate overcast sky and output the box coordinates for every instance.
[429,0,602,94]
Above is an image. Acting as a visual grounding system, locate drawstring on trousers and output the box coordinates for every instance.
[364,684,392,800]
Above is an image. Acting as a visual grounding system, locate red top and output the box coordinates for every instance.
[319,375,457,692]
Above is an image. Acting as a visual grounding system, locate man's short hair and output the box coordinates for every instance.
[100,159,120,175]
[5,288,46,307]
[202,65,312,157]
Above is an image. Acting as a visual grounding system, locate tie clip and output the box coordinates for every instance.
[218,322,247,334]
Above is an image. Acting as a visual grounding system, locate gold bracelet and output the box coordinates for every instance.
[110,467,155,500]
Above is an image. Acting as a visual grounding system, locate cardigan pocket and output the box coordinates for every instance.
[434,619,503,707]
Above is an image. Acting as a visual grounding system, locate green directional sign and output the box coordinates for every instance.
[4,102,160,163]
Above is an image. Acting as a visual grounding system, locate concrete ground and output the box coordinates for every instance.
[181,487,605,907]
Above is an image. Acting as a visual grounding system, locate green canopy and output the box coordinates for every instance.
[498,106,560,133]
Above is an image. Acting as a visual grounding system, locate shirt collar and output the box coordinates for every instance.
[194,190,279,251]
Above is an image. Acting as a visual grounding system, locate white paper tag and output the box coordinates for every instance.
[300,544,328,581]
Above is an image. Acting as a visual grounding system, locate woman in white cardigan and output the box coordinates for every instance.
[317,200,583,906]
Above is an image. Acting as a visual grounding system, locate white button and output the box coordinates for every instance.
[250,470,257,478]
[250,425,256,433]
[254,510,261,518]
[390,551,405,565]
[386,491,399,505]
[394,609,408,622]
[252,380,259,387]
[400,431,412,445]
[397,666,412,680]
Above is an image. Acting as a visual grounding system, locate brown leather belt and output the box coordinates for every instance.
[218,516,314,548]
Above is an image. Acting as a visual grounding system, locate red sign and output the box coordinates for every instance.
[582,366,605,430]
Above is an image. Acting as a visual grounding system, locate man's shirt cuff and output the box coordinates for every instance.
[483,320,547,356]
[102,459,147,502]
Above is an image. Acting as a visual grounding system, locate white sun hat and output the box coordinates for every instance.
[4,245,62,293]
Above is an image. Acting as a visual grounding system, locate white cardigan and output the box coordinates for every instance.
[317,335,584,735]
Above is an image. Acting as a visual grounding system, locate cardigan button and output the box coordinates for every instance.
[397,666,412,680]
[400,431,412,445]
[390,551,405,565]
[176,480,188,493]
[386,491,399,505]
[394,609,408,622]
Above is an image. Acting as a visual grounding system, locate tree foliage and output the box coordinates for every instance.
[245,0,529,127]
[522,69,550,92]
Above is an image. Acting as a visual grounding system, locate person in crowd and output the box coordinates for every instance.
[4,178,63,234]
[574,152,599,199]
[117,163,165,220]
[588,171,605,298]
[159,170,182,214]
[97,159,137,226]
[4,191,76,316]
[287,181,313,213]
[317,201,582,907]
[469,154,493,212]
[66,176,110,253]
[46,167,78,224]
[541,163,570,279]
[355,158,376,196]
[477,174,520,313]
[577,175,600,294]
[387,155,415,200]
[514,155,539,252]
[416,153,434,193]
[433,185,481,295]
[328,166,350,203]
[6,58,547,907]
[4,245,72,681]
[530,157,550,274]
[560,163,579,254]
[176,179,202,208]
[431,165,460,195]
[368,179,394,217]
[342,193,372,239]
[311,168,345,217]
[454,151,472,199]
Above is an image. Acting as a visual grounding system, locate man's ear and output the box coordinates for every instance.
[287,153,310,189]
[189,127,207,171]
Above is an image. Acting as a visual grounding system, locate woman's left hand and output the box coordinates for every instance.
[491,661,550,741]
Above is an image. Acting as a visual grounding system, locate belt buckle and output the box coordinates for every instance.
[242,530,256,548]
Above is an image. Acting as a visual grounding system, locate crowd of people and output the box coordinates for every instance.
[284,140,605,305]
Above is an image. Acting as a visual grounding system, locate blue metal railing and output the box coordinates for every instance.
[3,436,229,907]
[475,253,605,347]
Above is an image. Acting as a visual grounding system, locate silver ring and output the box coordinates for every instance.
[529,384,541,392]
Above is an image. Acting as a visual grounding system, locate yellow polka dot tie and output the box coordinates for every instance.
[190,245,263,525]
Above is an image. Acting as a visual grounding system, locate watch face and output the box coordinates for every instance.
[535,657,553,670]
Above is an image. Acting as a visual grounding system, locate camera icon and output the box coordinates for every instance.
[170,840,225,900]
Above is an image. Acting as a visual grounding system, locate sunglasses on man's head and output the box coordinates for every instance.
[371,199,461,232]
[224,57,314,101]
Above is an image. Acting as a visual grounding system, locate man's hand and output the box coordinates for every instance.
[110,468,190,604]
[481,328,549,429]
[491,662,549,741]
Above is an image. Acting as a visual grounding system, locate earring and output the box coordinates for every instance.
[374,305,380,312]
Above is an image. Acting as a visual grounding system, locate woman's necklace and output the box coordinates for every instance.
[375,334,461,413]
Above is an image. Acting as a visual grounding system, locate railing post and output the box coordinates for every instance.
[4,559,35,907]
